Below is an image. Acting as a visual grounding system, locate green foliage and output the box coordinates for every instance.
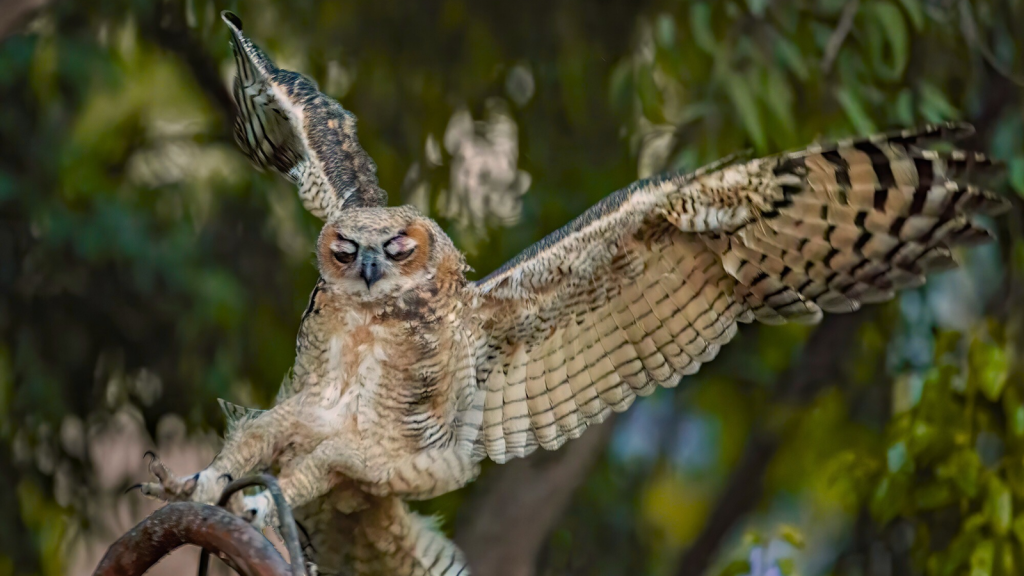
[821,326,1024,576]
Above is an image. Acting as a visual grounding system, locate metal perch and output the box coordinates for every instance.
[93,474,305,576]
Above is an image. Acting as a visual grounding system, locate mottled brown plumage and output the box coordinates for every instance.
[139,12,1007,576]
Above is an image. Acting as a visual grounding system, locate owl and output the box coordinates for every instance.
[138,12,1008,576]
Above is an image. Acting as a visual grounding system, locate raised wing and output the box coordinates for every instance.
[222,11,387,218]
[470,122,1007,463]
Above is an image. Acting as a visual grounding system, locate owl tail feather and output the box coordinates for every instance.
[706,122,1009,325]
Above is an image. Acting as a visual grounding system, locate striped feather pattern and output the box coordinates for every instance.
[279,496,467,576]
[472,122,1005,464]
[477,230,747,462]
[712,123,1007,322]
[223,12,304,179]
[355,498,468,576]
[222,11,387,217]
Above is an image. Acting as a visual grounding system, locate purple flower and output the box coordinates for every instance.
[744,547,783,576]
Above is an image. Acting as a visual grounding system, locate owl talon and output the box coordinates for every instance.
[135,452,219,503]
[237,491,276,532]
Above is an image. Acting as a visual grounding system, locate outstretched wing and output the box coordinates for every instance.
[470,122,1007,463]
[222,11,387,217]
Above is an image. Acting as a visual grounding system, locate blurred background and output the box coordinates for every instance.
[1,0,1024,575]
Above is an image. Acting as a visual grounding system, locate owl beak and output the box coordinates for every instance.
[359,254,383,289]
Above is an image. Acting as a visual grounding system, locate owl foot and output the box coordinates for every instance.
[135,452,225,504]
[237,490,277,532]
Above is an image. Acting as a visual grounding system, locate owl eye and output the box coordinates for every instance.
[331,236,358,264]
[384,234,417,262]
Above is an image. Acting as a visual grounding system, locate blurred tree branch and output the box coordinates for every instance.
[93,502,291,576]
[456,417,616,576]
[820,0,860,73]
[0,0,50,40]
[674,311,870,576]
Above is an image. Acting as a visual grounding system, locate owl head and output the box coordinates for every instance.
[316,206,463,300]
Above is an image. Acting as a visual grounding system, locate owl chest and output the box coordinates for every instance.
[324,311,410,397]
[309,306,469,452]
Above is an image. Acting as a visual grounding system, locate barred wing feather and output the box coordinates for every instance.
[470,122,1006,464]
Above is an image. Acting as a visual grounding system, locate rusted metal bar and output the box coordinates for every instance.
[93,502,291,576]
[199,474,305,576]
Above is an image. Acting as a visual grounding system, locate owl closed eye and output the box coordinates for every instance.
[384,234,417,262]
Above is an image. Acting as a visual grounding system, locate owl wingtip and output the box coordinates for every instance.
[221,10,243,31]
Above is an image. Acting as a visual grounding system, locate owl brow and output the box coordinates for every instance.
[333,234,358,253]
[384,233,417,256]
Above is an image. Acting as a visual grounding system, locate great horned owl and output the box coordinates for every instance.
[139,11,1008,576]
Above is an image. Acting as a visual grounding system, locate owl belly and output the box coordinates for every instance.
[319,310,424,448]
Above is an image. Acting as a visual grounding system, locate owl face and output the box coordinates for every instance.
[317,206,445,300]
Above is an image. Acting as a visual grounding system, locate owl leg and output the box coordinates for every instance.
[366,444,480,500]
[236,437,363,531]
[138,399,314,505]
[369,399,484,500]
[209,398,314,479]
[239,436,480,524]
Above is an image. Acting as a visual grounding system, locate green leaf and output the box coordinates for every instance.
[915,482,954,509]
[971,340,1009,402]
[871,474,909,524]
[887,441,909,473]
[835,87,878,134]
[937,527,982,576]
[986,477,1013,536]
[762,67,796,145]
[656,13,676,48]
[778,524,805,549]
[970,539,995,576]
[990,114,1024,160]
[1013,514,1024,546]
[1009,157,1024,196]
[898,0,925,31]
[965,512,989,533]
[866,2,909,79]
[919,82,961,122]
[895,88,914,126]
[937,450,982,498]
[690,3,717,54]
[1004,386,1024,437]
[608,61,635,113]
[724,72,767,151]
[636,63,664,123]
[746,0,768,18]
[777,557,796,576]
[774,36,809,81]
[717,559,751,576]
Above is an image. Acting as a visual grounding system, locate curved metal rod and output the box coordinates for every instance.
[198,474,305,576]
[93,502,290,576]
